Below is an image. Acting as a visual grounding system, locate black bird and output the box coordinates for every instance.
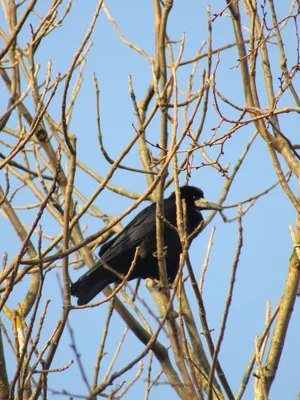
[71,186,221,305]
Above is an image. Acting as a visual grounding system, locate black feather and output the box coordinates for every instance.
[71,186,220,305]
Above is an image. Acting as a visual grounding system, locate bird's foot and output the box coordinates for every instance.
[152,245,168,258]
[145,278,172,292]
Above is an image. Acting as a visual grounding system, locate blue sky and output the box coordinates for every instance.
[1,1,299,398]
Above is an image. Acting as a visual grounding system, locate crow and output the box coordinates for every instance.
[71,186,221,305]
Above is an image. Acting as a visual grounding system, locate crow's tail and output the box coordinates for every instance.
[71,261,113,305]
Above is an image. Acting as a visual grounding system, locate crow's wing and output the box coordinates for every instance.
[100,196,180,262]
[99,235,117,256]
[100,202,157,261]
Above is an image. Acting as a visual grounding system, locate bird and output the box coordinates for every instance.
[71,186,221,305]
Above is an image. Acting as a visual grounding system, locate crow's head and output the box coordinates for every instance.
[179,186,222,211]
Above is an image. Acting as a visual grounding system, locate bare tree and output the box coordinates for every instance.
[0,0,299,399]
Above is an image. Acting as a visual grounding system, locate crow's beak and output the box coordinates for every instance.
[194,198,222,211]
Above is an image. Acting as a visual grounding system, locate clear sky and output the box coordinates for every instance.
[1,1,299,399]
